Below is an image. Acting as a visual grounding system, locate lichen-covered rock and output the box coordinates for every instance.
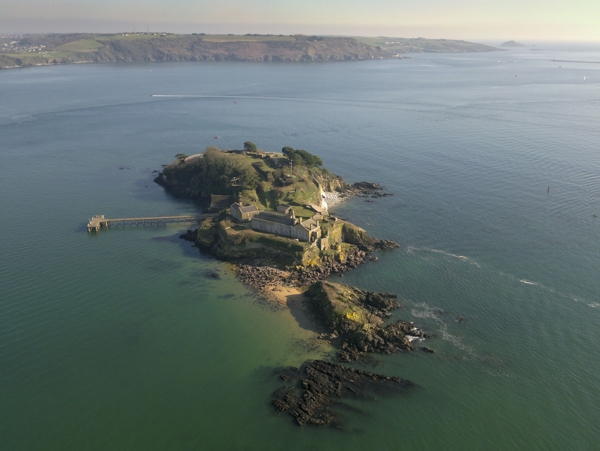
[305,281,426,360]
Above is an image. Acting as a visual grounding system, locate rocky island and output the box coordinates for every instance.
[500,40,525,47]
[155,143,397,284]
[155,142,433,426]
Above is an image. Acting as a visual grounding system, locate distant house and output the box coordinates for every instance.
[230,202,259,222]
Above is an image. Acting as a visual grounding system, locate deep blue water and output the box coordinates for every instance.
[1,46,600,450]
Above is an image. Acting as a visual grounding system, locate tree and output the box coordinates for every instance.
[282,146,323,167]
[244,141,257,152]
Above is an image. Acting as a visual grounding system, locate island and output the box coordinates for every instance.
[500,40,525,47]
[1,33,501,69]
[154,143,435,426]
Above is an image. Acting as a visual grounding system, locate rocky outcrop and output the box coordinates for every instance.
[342,222,399,252]
[305,281,429,361]
[272,360,414,426]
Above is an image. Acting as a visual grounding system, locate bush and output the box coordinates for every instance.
[244,141,257,152]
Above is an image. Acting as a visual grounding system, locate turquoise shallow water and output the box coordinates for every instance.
[1,46,600,450]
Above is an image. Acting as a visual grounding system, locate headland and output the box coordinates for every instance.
[1,33,501,70]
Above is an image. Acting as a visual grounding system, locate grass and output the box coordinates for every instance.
[103,34,172,41]
[202,35,296,43]
[55,39,103,52]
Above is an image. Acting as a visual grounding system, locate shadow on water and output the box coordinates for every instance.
[285,293,321,333]
[145,258,184,273]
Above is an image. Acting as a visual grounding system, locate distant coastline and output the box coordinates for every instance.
[0,33,501,70]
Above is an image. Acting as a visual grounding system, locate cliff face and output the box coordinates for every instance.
[88,36,388,63]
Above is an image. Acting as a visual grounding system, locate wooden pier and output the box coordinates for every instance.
[87,214,206,232]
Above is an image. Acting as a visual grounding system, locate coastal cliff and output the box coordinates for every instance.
[0,34,388,69]
[1,33,501,70]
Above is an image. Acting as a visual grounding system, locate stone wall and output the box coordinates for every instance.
[252,218,295,239]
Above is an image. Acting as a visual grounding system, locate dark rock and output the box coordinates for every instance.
[304,281,425,359]
[421,347,435,353]
[179,229,198,242]
[272,360,413,426]
[353,181,385,191]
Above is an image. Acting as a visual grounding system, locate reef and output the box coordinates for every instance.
[272,360,414,427]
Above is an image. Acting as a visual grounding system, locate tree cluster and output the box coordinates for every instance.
[281,146,323,167]
[162,146,258,199]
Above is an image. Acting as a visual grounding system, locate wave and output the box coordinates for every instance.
[411,302,477,357]
[410,301,513,379]
[519,279,538,285]
[405,246,480,267]
[504,273,598,310]
[406,248,597,312]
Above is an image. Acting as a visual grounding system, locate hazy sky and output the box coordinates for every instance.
[2,0,599,42]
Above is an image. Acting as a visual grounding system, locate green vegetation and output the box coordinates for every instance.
[0,33,389,69]
[201,34,296,43]
[352,36,501,54]
[156,143,348,212]
[244,142,258,152]
[55,38,103,52]
[282,147,323,167]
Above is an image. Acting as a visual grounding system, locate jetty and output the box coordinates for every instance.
[87,214,208,232]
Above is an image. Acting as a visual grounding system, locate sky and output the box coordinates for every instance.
[2,0,600,42]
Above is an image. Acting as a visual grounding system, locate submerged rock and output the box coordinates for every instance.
[272,360,413,426]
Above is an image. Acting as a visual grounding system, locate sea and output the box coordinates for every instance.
[1,44,600,450]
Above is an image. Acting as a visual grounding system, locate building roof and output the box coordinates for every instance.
[231,202,259,214]
[307,204,327,215]
[210,194,234,210]
[300,218,320,230]
[254,210,297,226]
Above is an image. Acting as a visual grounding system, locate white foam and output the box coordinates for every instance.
[406,246,480,267]
[519,279,538,285]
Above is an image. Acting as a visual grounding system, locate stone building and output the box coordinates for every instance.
[251,209,321,243]
[230,202,259,222]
